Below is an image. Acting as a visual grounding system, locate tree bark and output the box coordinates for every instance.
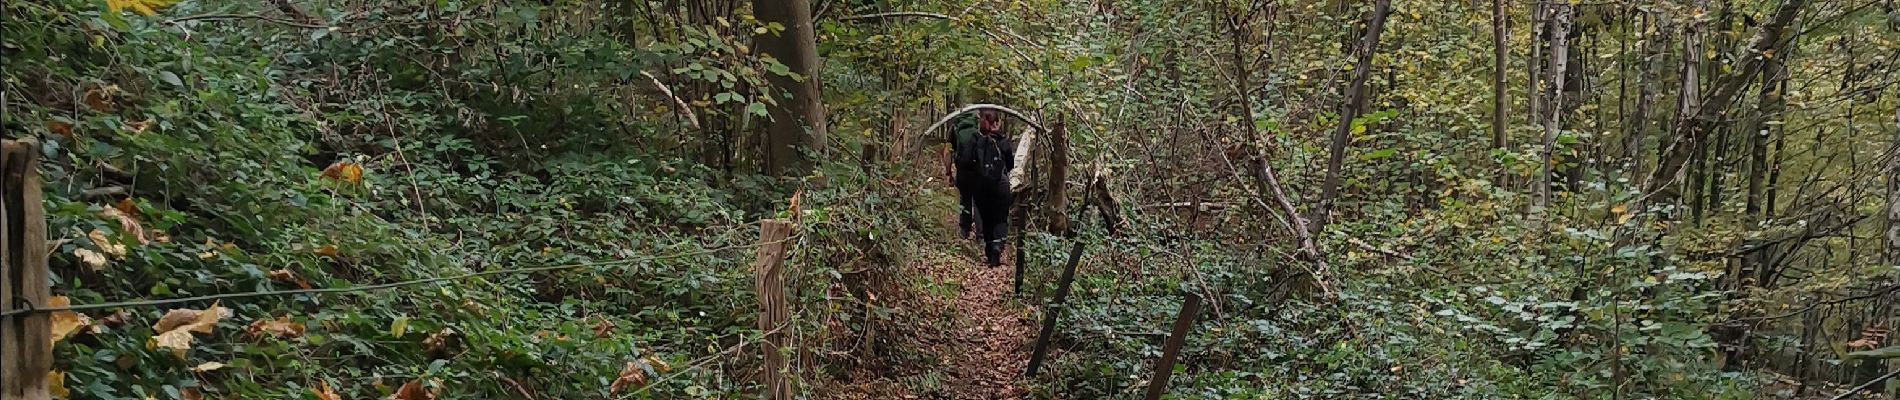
[1535,3,1571,211]
[1629,11,1670,183]
[754,0,828,177]
[1315,0,1391,229]
[1491,0,1509,156]
[1641,0,1807,208]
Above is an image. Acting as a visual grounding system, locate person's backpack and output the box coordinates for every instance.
[954,115,1011,185]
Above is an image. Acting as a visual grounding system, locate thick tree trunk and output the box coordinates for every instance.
[754,0,828,177]
[1315,0,1391,229]
[1641,0,1807,208]
[1535,3,1571,211]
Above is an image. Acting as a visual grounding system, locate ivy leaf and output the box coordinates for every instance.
[746,102,768,117]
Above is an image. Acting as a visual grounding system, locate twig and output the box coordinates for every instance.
[164,14,330,29]
[920,104,1051,136]
[639,70,701,130]
[838,11,952,21]
[1830,368,1900,400]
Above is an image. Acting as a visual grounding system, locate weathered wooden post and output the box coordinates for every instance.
[754,219,795,400]
[1143,291,1203,400]
[1025,241,1085,377]
[2,138,53,400]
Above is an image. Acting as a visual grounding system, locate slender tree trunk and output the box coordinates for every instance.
[1745,52,1787,217]
[1315,0,1392,229]
[1535,3,1572,211]
[1491,0,1509,156]
[1641,0,1807,208]
[754,0,829,177]
[1629,11,1669,183]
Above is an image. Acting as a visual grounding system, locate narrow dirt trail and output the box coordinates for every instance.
[941,249,1033,399]
[825,210,1035,399]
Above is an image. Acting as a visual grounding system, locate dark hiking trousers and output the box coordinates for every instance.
[959,182,1012,267]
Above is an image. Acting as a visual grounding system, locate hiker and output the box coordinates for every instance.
[949,108,1016,267]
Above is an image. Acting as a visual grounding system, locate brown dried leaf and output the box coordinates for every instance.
[392,379,435,400]
[268,269,312,289]
[100,206,149,245]
[245,316,306,339]
[608,361,648,394]
[592,316,614,339]
[148,302,226,358]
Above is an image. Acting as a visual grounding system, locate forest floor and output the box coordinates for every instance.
[826,211,1034,399]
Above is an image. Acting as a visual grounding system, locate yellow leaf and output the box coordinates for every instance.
[320,161,364,184]
[313,245,340,257]
[312,382,344,400]
[51,296,91,345]
[100,206,149,245]
[190,361,226,372]
[50,371,70,399]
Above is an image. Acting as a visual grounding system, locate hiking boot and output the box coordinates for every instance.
[984,241,1005,267]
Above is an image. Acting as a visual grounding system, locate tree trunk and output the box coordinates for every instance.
[754,0,828,177]
[1315,0,1392,229]
[1629,11,1669,183]
[1641,0,1807,208]
[1535,3,1571,211]
[1491,0,1508,157]
[1745,53,1787,218]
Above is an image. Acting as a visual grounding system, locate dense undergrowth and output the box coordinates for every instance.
[7,0,945,398]
[6,0,1899,399]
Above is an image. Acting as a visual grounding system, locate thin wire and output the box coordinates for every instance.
[0,236,798,318]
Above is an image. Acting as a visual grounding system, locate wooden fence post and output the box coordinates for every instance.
[754,219,794,400]
[2,138,53,400]
[1025,241,1085,377]
[1143,291,1203,400]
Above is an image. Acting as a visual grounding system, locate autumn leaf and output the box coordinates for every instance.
[245,316,306,339]
[592,316,614,339]
[105,0,180,16]
[189,361,226,373]
[268,269,312,289]
[321,161,365,184]
[608,361,648,394]
[180,387,204,400]
[148,302,226,358]
[312,382,343,400]
[89,229,127,259]
[50,371,70,399]
[101,206,149,245]
[313,244,341,257]
[47,119,74,138]
[51,296,92,345]
[392,379,436,400]
[73,248,109,271]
